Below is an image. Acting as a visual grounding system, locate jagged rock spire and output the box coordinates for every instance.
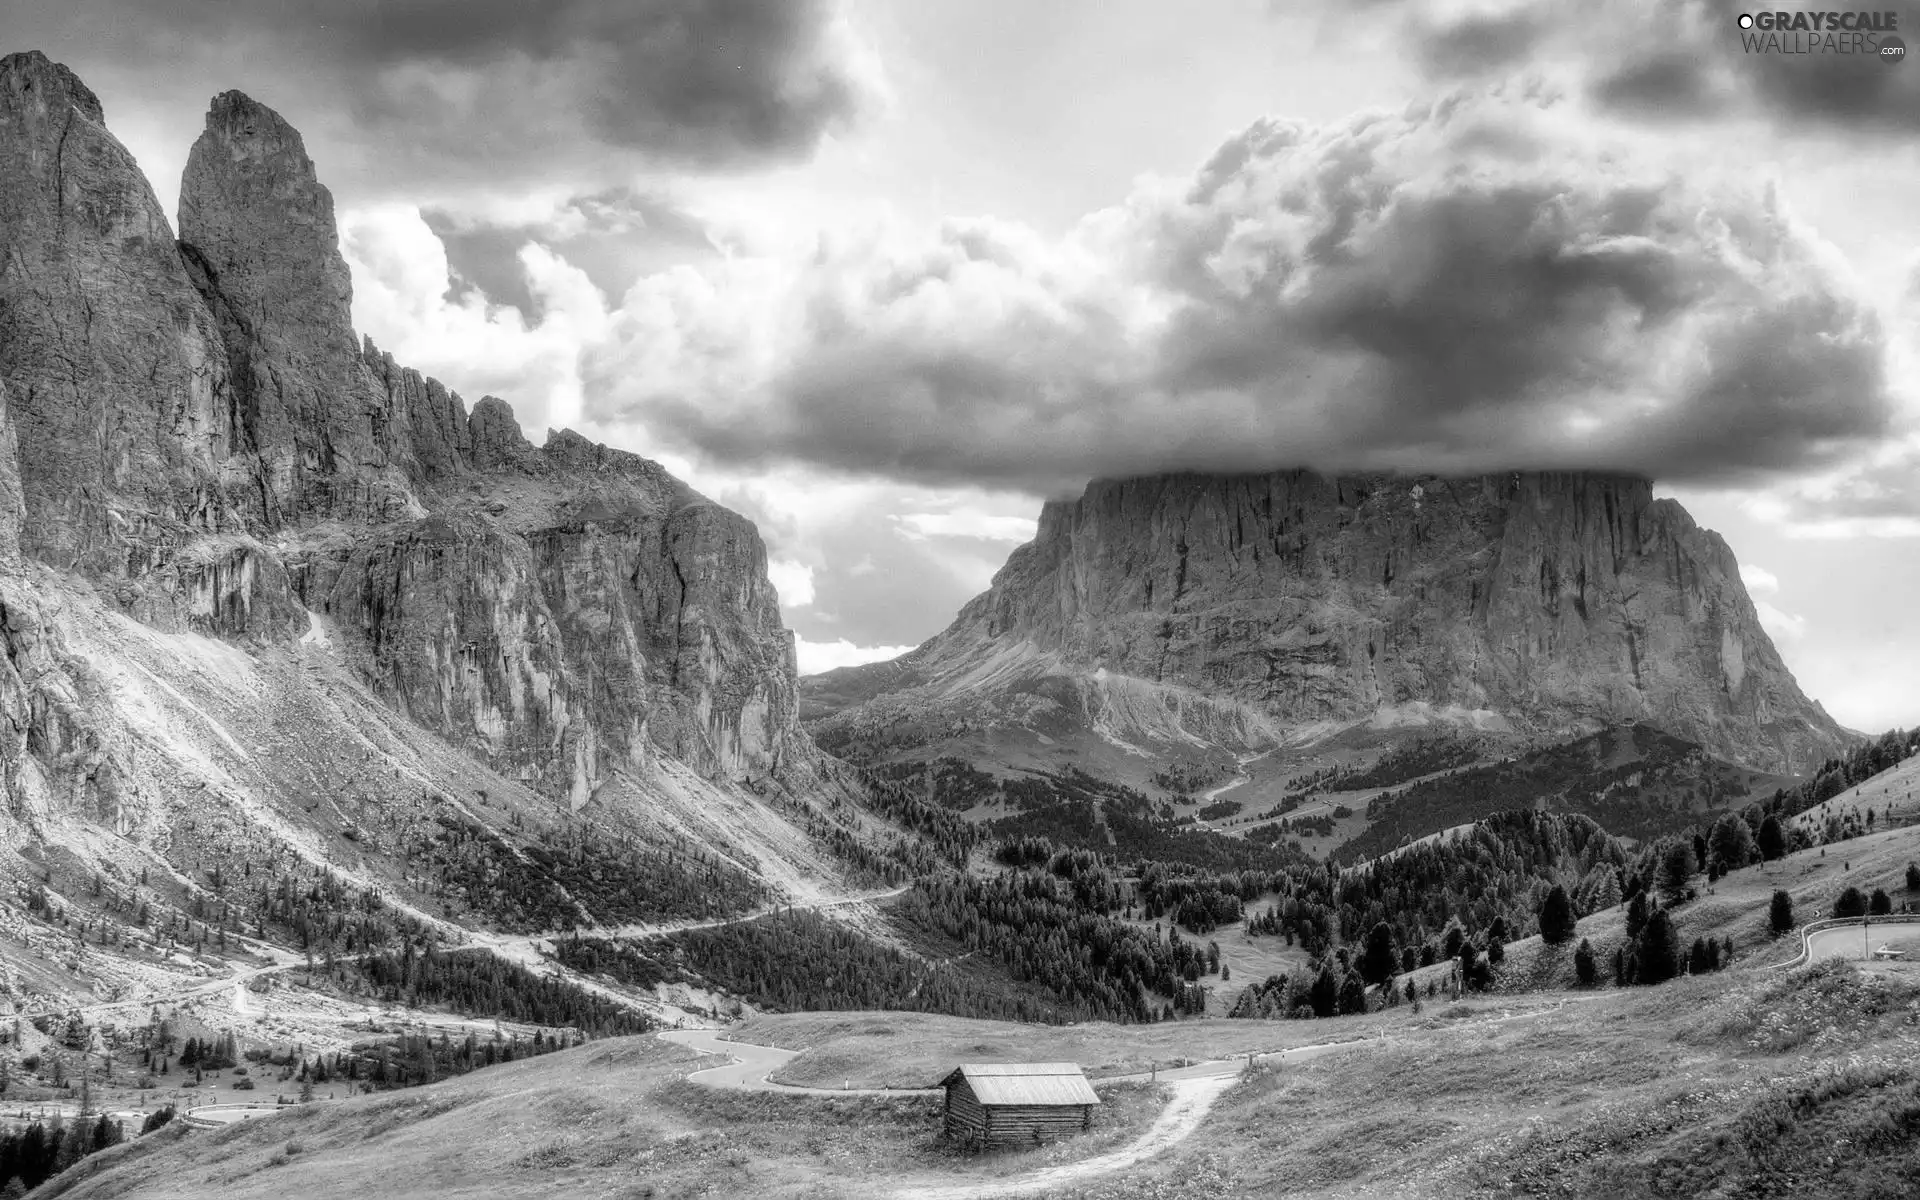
[0,50,242,574]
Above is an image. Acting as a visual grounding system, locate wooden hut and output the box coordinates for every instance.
[938,1063,1100,1146]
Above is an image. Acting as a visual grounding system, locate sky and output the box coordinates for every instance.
[15,0,1920,731]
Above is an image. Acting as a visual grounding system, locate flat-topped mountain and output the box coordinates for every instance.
[806,470,1850,776]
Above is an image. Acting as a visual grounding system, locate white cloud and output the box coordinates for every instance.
[894,512,1038,542]
[794,637,915,676]
[579,91,1895,495]
[341,204,609,435]
[1754,600,1808,642]
[766,559,816,607]
[1739,564,1781,594]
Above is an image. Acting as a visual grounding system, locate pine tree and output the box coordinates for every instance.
[1769,889,1795,934]
[1574,938,1597,986]
[1359,923,1398,985]
[1308,966,1338,1018]
[1337,971,1367,1015]
[1834,886,1867,919]
[1658,839,1696,903]
[1757,815,1787,862]
[1635,910,1681,985]
[1626,892,1650,941]
[1539,885,1577,945]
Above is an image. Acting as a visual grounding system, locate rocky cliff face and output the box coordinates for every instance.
[0,50,811,816]
[0,53,249,585]
[808,471,1850,774]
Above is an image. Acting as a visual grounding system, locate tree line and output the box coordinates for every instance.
[353,944,653,1036]
[0,1113,128,1194]
[551,908,1083,1023]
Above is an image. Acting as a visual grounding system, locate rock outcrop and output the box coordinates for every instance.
[808,471,1851,774]
[179,90,408,524]
[0,52,248,583]
[0,379,22,558]
[0,50,812,813]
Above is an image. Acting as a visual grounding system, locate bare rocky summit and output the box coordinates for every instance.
[807,471,1850,775]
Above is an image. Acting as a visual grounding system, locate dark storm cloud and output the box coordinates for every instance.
[1410,10,1549,79]
[1587,53,1732,118]
[14,0,873,193]
[1394,0,1920,133]
[590,93,1895,495]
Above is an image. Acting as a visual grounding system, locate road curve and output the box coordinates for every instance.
[1806,922,1915,964]
[1773,914,1920,970]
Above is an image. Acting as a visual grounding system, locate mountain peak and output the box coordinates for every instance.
[0,50,103,124]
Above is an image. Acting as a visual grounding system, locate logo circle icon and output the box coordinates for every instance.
[1882,35,1907,63]
[1737,13,1754,28]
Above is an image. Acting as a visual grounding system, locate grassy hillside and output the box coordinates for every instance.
[1330,724,1790,864]
[46,954,1920,1199]
[40,1035,1169,1200]
[1081,960,1920,1199]
[1492,819,1920,994]
[736,1006,1420,1088]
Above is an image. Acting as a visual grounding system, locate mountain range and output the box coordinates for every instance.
[0,46,1863,1023]
[0,51,904,956]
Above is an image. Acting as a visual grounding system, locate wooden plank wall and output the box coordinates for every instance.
[943,1079,1093,1146]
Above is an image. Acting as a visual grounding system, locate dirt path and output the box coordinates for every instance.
[898,1075,1234,1200]
[660,1024,1378,1198]
[1198,750,1271,808]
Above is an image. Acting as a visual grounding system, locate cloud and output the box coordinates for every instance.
[766,559,816,608]
[794,637,916,677]
[1754,599,1808,641]
[424,189,717,319]
[1735,433,1920,537]
[17,0,882,200]
[342,205,609,433]
[894,512,1038,543]
[660,468,1038,648]
[583,89,1895,495]
[1739,564,1781,594]
[1394,0,1920,133]
[1718,260,1920,535]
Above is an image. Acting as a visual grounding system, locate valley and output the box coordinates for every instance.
[0,38,1915,1200]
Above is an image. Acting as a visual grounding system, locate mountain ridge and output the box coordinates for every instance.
[0,47,945,1013]
[0,49,824,813]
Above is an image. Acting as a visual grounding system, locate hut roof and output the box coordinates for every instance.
[939,1063,1101,1106]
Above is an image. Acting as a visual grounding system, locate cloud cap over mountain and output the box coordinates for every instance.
[594,90,1894,495]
